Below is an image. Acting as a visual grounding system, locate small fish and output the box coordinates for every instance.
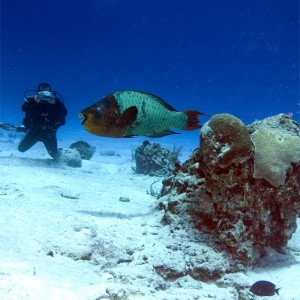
[250,280,280,296]
[80,90,206,138]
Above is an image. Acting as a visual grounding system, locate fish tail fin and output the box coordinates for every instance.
[275,288,280,295]
[183,110,206,131]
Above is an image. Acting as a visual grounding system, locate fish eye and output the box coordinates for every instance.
[94,103,107,117]
[94,108,103,118]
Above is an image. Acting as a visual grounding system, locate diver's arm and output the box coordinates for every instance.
[55,101,67,127]
[21,97,35,112]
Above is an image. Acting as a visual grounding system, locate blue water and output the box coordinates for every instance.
[1,0,299,148]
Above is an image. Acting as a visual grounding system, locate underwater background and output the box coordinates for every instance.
[1,2,300,299]
[1,0,299,143]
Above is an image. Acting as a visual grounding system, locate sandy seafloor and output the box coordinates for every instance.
[0,129,299,300]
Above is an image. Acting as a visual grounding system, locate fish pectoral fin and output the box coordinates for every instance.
[115,106,138,127]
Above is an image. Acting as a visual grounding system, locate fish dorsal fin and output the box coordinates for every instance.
[137,91,177,111]
[114,90,178,112]
[115,106,138,127]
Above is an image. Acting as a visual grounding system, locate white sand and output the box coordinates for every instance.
[0,131,299,300]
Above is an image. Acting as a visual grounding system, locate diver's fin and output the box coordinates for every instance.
[115,106,138,127]
[0,122,27,132]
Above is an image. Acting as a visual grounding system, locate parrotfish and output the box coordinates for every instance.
[80,90,206,138]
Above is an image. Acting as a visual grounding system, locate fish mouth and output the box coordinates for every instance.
[79,113,87,125]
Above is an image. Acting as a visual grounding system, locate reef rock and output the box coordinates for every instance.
[69,141,95,160]
[134,141,181,176]
[56,148,82,168]
[159,113,300,266]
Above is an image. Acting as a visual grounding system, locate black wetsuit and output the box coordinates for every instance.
[18,96,67,158]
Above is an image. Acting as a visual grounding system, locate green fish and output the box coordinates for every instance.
[80,90,206,138]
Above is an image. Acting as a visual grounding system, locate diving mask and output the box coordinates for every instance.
[37,91,56,104]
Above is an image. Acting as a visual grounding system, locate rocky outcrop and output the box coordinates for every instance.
[69,140,95,160]
[56,148,82,167]
[133,141,181,176]
[159,114,300,266]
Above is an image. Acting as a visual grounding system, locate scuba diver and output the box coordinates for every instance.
[17,82,67,158]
